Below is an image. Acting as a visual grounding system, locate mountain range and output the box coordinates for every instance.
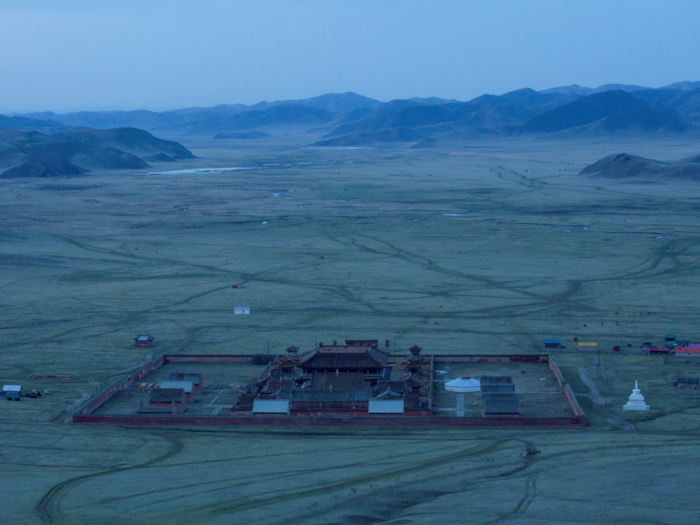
[3,81,700,148]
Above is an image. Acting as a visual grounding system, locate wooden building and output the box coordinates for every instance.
[134,335,154,347]
[149,388,186,411]
[641,347,670,355]
[676,344,700,357]
[169,372,203,393]
[543,338,562,349]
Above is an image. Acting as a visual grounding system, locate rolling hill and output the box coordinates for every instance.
[518,91,644,133]
[581,152,700,180]
[52,127,195,161]
[518,91,698,138]
[174,104,338,135]
[0,115,71,134]
[0,128,194,178]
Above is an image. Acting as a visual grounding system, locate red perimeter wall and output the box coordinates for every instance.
[74,353,586,426]
[74,414,586,426]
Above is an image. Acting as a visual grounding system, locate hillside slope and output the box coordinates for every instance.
[0,115,71,134]
[52,127,195,161]
[581,152,700,180]
[0,128,194,178]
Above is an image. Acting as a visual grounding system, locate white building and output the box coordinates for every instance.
[234,306,250,315]
[445,375,481,393]
[623,380,650,411]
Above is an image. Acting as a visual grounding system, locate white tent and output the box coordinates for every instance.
[445,375,480,393]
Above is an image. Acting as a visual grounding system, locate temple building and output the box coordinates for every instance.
[232,339,431,416]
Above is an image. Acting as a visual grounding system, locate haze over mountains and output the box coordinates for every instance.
[1,80,699,170]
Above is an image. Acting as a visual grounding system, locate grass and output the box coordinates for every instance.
[2,135,700,523]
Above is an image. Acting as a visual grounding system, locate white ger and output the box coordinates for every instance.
[445,375,481,393]
[623,380,650,411]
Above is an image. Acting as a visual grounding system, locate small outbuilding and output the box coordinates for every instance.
[673,377,699,389]
[578,342,597,351]
[368,399,405,414]
[482,394,521,415]
[445,376,481,393]
[543,338,562,349]
[641,347,670,355]
[169,373,203,393]
[2,384,21,401]
[160,380,194,400]
[134,335,154,347]
[676,344,700,357]
[481,383,515,394]
[252,399,290,414]
[234,306,251,315]
[665,334,677,347]
[149,388,186,411]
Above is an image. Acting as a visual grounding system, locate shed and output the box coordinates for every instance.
[480,376,513,384]
[445,376,481,393]
[578,342,597,351]
[169,373,203,392]
[665,334,677,345]
[2,384,21,400]
[482,394,521,415]
[234,306,251,315]
[641,347,670,355]
[134,335,154,347]
[368,399,404,414]
[160,380,193,394]
[673,377,699,388]
[149,388,186,410]
[481,383,515,394]
[543,338,562,349]
[253,399,290,414]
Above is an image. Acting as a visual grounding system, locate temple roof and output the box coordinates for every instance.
[310,373,366,389]
[298,347,389,370]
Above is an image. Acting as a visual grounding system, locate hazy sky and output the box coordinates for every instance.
[2,0,699,112]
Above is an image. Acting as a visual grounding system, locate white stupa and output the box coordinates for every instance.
[445,375,481,393]
[623,380,650,411]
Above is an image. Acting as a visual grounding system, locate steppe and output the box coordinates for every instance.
[2,134,700,524]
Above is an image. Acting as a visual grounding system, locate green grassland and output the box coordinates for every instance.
[2,135,700,523]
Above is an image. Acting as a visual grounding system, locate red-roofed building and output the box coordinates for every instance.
[641,347,670,355]
[676,344,700,357]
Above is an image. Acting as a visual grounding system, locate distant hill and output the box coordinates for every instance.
[632,88,700,117]
[52,127,195,161]
[406,97,460,105]
[20,93,381,135]
[0,127,194,178]
[519,91,644,133]
[316,101,542,146]
[213,131,270,139]
[174,104,338,136]
[661,81,700,91]
[0,115,70,134]
[541,83,651,96]
[581,152,700,180]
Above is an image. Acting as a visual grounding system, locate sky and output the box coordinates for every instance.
[2,0,700,113]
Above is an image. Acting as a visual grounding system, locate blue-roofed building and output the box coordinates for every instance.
[544,338,562,349]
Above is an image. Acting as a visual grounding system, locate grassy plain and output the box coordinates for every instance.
[2,134,700,523]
